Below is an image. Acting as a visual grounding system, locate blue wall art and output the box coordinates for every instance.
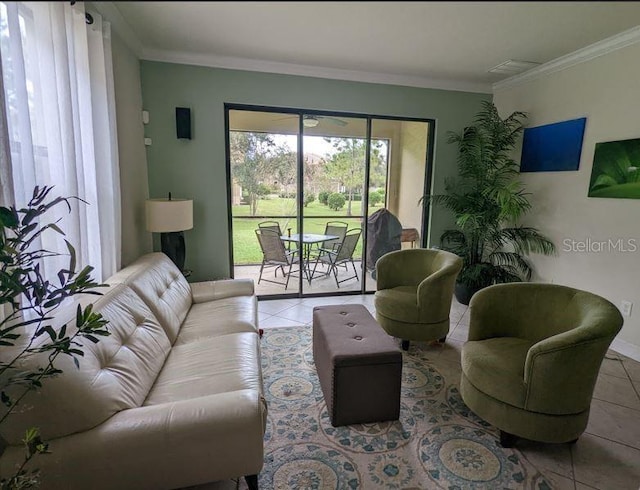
[520,117,587,172]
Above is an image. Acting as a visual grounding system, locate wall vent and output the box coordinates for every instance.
[489,59,541,74]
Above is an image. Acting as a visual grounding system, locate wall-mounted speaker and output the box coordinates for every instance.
[176,107,192,140]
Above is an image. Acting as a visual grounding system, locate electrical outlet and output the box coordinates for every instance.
[621,300,633,317]
[144,138,152,146]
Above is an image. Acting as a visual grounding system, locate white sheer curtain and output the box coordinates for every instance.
[0,1,120,281]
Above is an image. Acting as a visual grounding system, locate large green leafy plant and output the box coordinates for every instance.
[0,186,110,489]
[429,101,555,302]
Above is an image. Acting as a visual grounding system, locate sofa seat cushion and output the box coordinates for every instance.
[174,296,258,346]
[375,286,419,323]
[462,337,534,409]
[143,333,263,406]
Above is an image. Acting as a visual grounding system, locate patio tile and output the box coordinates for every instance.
[236,263,375,297]
[271,304,315,324]
[259,316,305,328]
[297,296,344,308]
[633,379,640,397]
[434,341,464,366]
[585,399,640,449]
[599,356,630,379]
[623,359,640,382]
[572,433,640,490]
[258,299,299,316]
[456,309,470,326]
[607,349,621,360]
[593,373,640,410]
[518,440,574,479]
[258,311,272,323]
[539,471,576,490]
[449,323,469,342]
[450,302,467,323]
[575,483,598,490]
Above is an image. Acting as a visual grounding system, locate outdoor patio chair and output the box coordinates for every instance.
[255,228,299,289]
[312,228,362,287]
[257,220,282,235]
[258,220,296,252]
[319,221,348,253]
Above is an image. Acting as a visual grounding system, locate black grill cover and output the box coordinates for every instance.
[366,209,402,277]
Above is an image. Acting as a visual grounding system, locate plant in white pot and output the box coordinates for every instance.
[426,101,555,304]
[0,186,110,489]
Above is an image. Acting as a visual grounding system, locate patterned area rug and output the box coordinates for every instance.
[256,326,553,489]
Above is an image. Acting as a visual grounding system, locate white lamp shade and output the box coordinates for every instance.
[146,199,193,232]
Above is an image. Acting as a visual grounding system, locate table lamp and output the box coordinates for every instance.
[146,193,193,272]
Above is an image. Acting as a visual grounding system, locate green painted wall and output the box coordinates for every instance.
[140,61,490,281]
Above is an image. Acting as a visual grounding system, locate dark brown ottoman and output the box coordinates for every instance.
[313,304,402,427]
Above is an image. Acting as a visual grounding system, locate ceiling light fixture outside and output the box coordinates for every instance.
[303,116,320,128]
[488,59,541,75]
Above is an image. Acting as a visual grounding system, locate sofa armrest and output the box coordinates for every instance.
[0,389,267,490]
[191,278,255,303]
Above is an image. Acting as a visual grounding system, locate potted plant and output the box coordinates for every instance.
[428,101,555,305]
[0,186,110,488]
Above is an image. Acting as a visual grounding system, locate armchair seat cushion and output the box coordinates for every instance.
[462,337,535,410]
[375,286,419,323]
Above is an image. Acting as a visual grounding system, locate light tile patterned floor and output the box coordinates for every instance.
[253,294,640,490]
[194,295,640,490]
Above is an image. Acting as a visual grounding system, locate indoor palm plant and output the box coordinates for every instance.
[0,186,110,489]
[428,101,555,304]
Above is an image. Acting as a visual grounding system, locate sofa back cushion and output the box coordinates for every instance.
[107,253,191,343]
[0,285,171,444]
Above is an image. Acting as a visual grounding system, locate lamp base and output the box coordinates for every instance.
[160,231,186,272]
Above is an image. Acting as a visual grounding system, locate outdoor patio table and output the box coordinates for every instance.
[281,233,339,284]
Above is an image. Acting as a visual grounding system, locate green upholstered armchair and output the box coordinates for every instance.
[374,249,463,351]
[461,283,623,447]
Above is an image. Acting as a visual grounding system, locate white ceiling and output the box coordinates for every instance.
[107,1,640,93]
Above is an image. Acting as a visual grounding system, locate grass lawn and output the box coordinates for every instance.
[232,197,382,264]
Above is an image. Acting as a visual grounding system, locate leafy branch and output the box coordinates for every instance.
[0,186,110,489]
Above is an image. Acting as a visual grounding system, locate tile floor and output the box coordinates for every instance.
[253,293,640,490]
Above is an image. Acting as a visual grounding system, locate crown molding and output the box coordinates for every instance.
[493,25,640,92]
[89,1,143,57]
[140,47,492,94]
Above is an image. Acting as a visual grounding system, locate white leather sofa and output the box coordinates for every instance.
[0,253,266,490]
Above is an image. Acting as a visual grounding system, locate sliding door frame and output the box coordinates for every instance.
[224,103,436,299]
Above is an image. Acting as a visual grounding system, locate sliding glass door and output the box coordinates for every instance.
[365,119,432,292]
[301,115,368,294]
[226,106,434,299]
[228,109,301,296]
